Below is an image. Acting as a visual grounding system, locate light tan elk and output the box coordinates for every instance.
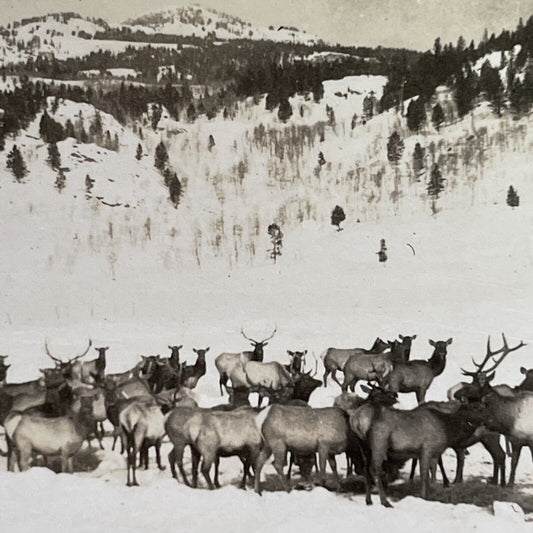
[215,327,277,395]
[255,404,352,493]
[453,334,528,486]
[5,396,95,472]
[322,337,391,387]
[385,338,453,403]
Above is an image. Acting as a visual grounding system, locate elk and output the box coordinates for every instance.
[284,350,307,375]
[350,383,489,507]
[0,356,10,384]
[453,334,528,485]
[180,347,209,389]
[5,395,96,472]
[322,337,391,387]
[215,327,277,395]
[167,345,183,367]
[385,338,453,403]
[256,404,354,493]
[120,400,170,486]
[70,346,108,384]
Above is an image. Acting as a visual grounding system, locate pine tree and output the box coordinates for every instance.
[154,141,169,171]
[151,104,162,130]
[113,133,119,152]
[55,168,66,192]
[39,110,65,143]
[507,186,519,208]
[431,103,445,131]
[208,134,215,152]
[65,119,75,138]
[47,142,61,170]
[6,145,27,182]
[136,143,143,160]
[267,223,283,263]
[412,143,425,181]
[406,97,426,132]
[331,205,346,231]
[318,152,326,166]
[278,97,293,123]
[51,96,60,114]
[480,61,504,116]
[377,239,387,263]
[168,173,182,208]
[79,125,88,143]
[85,174,94,197]
[187,103,196,122]
[387,131,404,166]
[427,163,445,198]
[89,110,103,142]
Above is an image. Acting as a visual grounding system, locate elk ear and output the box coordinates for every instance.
[168,345,172,349]
[178,345,183,350]
[205,347,210,352]
[412,335,417,340]
[446,338,453,345]
[303,349,308,355]
[398,334,404,340]
[287,350,293,356]
[486,371,496,382]
[39,368,46,374]
[361,384,372,394]
[263,342,268,347]
[520,367,527,375]
[193,348,198,354]
[4,364,10,369]
[429,339,436,346]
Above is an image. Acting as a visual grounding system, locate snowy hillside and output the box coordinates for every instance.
[123,5,321,44]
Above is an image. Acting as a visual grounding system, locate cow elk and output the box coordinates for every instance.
[180,348,209,389]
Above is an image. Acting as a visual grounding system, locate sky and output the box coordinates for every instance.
[0,0,532,50]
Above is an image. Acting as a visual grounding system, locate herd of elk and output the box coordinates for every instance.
[1,330,533,510]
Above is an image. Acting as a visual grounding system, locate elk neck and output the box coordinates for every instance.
[429,352,447,377]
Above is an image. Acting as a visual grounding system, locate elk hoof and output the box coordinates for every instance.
[158,465,166,471]
[383,501,393,508]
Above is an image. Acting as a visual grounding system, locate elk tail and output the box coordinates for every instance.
[4,412,23,440]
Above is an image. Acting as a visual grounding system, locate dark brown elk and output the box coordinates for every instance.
[256,404,353,493]
[350,383,490,507]
[454,334,528,485]
[168,345,183,368]
[322,337,391,387]
[385,338,453,403]
[215,327,277,395]
[180,348,209,389]
[284,350,307,375]
[70,346,108,384]
[5,396,96,472]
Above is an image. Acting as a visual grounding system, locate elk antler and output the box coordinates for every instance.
[461,334,526,377]
[260,325,278,344]
[70,339,92,363]
[45,339,64,364]
[241,325,277,345]
[240,327,259,345]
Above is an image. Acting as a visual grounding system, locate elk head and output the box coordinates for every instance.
[241,326,277,362]
[138,355,161,377]
[95,347,109,359]
[168,345,183,367]
[360,381,398,407]
[519,367,533,390]
[45,339,92,378]
[287,349,307,375]
[429,338,453,357]
[458,334,526,400]
[370,338,392,353]
[192,347,210,361]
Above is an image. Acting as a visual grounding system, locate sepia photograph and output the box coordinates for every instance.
[0,0,532,530]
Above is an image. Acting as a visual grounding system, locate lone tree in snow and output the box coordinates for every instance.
[168,173,182,208]
[136,143,143,161]
[6,145,27,182]
[427,163,445,198]
[39,110,65,144]
[318,151,326,166]
[331,205,346,231]
[151,104,162,131]
[387,131,404,166]
[208,134,215,152]
[55,168,66,192]
[47,142,61,170]
[412,143,425,181]
[85,174,94,198]
[431,103,445,131]
[377,239,387,263]
[154,141,169,171]
[507,186,520,208]
[267,223,283,263]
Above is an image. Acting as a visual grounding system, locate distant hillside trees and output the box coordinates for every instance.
[39,110,65,143]
[507,186,520,207]
[277,97,293,123]
[406,97,426,132]
[154,141,169,171]
[167,172,183,208]
[267,223,283,263]
[85,174,94,197]
[55,169,66,192]
[431,103,444,131]
[454,66,478,118]
[387,131,404,165]
[427,163,445,198]
[6,145,28,182]
[47,142,61,170]
[331,205,346,231]
[412,143,425,180]
[479,60,505,116]
[136,143,143,160]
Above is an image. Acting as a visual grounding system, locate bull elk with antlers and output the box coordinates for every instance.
[215,326,277,396]
[454,334,528,485]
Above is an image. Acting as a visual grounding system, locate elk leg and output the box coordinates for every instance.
[481,435,505,486]
[191,448,201,488]
[509,443,522,487]
[272,445,290,492]
[200,452,215,490]
[214,456,221,489]
[453,448,465,484]
[332,370,344,389]
[415,388,427,404]
[409,458,417,482]
[340,371,351,392]
[372,454,392,508]
[156,439,165,471]
[288,453,294,481]
[239,456,250,489]
[219,373,228,396]
[437,456,450,487]
[327,454,341,490]
[168,448,178,479]
[363,458,373,506]
[254,448,270,495]
[419,452,431,499]
[323,368,330,387]
[317,447,328,487]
